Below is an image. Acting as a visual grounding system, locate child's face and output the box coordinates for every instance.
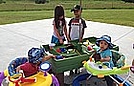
[74,10,81,18]
[59,15,63,20]
[99,40,109,51]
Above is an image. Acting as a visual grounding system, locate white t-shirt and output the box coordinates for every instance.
[68,18,87,40]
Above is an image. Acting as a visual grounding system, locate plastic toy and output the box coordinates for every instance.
[130,66,134,73]
[87,45,93,51]
[56,55,64,59]
[0,61,59,86]
[72,51,133,86]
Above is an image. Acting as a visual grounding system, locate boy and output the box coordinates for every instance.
[95,35,114,86]
[95,35,114,68]
[68,5,87,75]
[8,47,55,77]
[68,5,87,42]
[72,35,115,86]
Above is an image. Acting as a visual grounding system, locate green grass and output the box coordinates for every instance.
[0,11,53,24]
[82,9,134,27]
[0,9,134,27]
[0,0,134,11]
[0,0,134,27]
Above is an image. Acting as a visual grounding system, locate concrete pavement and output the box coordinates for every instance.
[0,18,134,84]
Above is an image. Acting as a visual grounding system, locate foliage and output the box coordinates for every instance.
[0,0,134,12]
[35,0,45,4]
[122,0,134,3]
[0,0,6,4]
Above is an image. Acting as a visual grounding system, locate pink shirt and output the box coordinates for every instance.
[20,62,38,77]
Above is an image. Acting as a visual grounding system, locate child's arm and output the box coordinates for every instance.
[132,59,134,66]
[42,55,55,62]
[63,24,70,42]
[80,19,87,42]
[67,19,72,41]
[16,66,21,73]
[79,28,85,42]
[53,23,63,44]
[100,56,110,62]
[67,26,71,41]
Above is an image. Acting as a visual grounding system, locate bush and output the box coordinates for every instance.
[122,0,134,3]
[35,0,47,4]
[0,0,6,4]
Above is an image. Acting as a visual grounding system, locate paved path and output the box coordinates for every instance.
[0,18,134,84]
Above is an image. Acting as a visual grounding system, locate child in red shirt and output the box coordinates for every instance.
[16,47,55,77]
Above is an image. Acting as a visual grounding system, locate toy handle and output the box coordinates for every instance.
[8,73,23,83]
[21,78,36,83]
[130,66,134,73]
[8,73,36,86]
[0,71,6,86]
[51,74,59,86]
[8,73,23,86]
[102,62,111,68]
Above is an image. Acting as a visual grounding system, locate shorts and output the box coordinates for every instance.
[51,35,65,44]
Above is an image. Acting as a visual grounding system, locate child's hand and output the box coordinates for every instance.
[100,58,104,62]
[100,57,110,62]
[59,39,63,44]
[79,38,82,42]
[67,38,71,42]
[51,55,56,58]
[16,66,21,73]
[42,55,55,61]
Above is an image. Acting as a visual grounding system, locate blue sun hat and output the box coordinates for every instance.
[96,35,113,49]
[28,47,45,64]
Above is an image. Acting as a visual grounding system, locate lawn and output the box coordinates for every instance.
[0,0,134,27]
[0,9,134,27]
[0,11,53,24]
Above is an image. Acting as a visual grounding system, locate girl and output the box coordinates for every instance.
[51,5,68,86]
[51,5,69,44]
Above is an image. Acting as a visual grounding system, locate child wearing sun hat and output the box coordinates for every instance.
[95,35,114,68]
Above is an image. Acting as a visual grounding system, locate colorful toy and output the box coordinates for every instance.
[72,50,132,86]
[83,60,130,77]
[130,66,134,73]
[59,48,66,52]
[39,61,52,76]
[8,73,36,86]
[56,55,63,59]
[0,71,6,86]
[56,48,67,53]
[56,48,61,53]
[0,61,59,86]
[87,45,93,51]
